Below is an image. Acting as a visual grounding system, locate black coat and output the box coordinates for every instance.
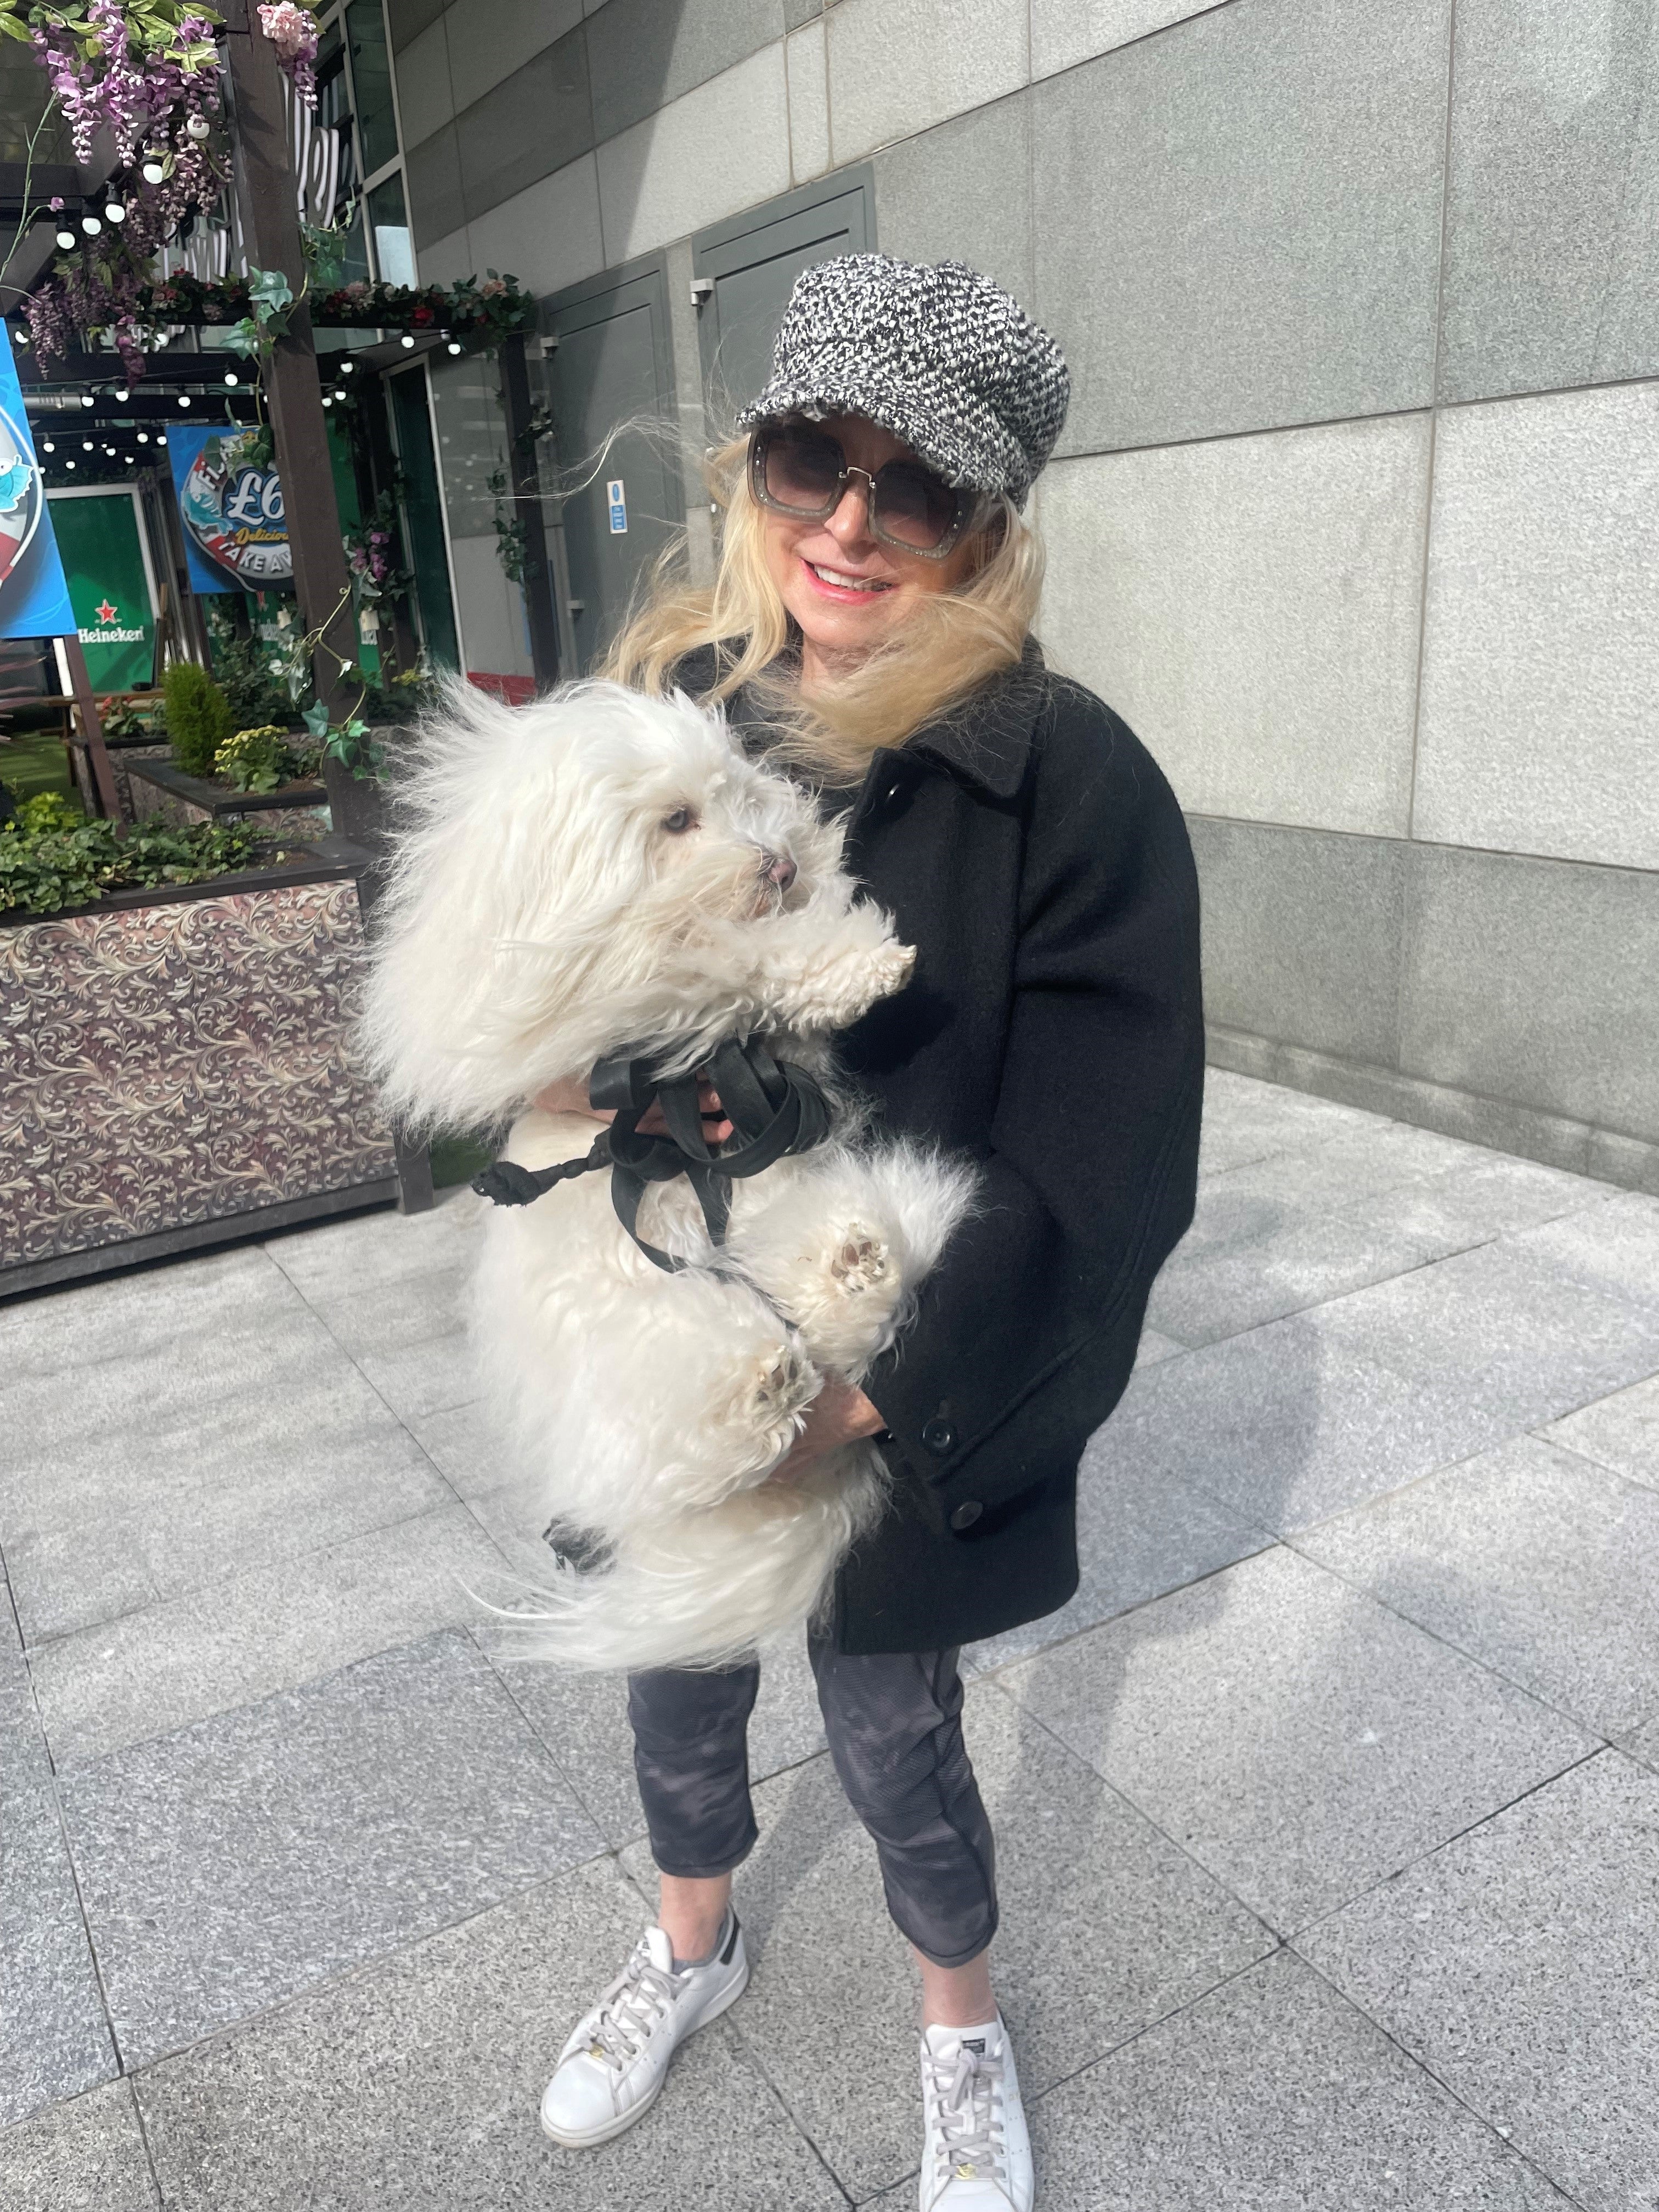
[692,640,1204,1654]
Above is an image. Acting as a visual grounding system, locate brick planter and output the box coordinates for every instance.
[0,857,406,1297]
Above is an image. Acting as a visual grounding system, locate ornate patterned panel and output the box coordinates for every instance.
[0,878,397,1269]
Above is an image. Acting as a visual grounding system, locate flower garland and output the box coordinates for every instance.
[135,268,538,348]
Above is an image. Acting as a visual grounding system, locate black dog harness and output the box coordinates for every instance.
[471,1036,832,1274]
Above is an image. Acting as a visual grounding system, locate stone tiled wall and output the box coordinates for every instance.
[383,0,1659,1191]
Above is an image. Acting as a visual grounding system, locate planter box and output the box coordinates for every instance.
[125,755,331,847]
[1,856,405,1298]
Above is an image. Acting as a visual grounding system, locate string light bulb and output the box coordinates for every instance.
[137,431,149,443]
[114,386,129,402]
[177,394,191,408]
[81,213,101,236]
[104,200,125,223]
[82,439,93,450]
[41,439,53,453]
[80,393,94,408]
[446,340,462,354]
[142,157,165,184]
[64,458,75,469]
[55,226,75,249]
[156,433,166,445]
[223,370,238,386]
[399,332,415,348]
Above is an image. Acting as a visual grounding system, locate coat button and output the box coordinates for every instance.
[921,1418,955,1455]
[950,1500,983,1530]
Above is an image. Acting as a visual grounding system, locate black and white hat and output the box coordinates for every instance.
[737,253,1069,510]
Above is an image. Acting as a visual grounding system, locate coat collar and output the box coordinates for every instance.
[673,635,1047,804]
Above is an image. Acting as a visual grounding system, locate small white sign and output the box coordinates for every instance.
[607,477,627,534]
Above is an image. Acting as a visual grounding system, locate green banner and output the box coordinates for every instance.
[46,488,156,691]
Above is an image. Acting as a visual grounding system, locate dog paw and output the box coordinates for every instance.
[830,1226,896,1297]
[811,939,916,1027]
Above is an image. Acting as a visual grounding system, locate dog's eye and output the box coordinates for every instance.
[661,807,697,834]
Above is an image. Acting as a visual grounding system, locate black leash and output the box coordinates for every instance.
[471,1036,832,1274]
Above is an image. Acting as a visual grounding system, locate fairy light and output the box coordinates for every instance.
[81,213,101,236]
[177,394,191,408]
[142,159,165,185]
[104,200,125,223]
[399,333,415,349]
[80,393,94,408]
[223,370,238,386]
[54,226,75,249]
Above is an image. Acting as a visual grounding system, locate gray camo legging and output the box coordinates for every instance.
[627,1630,998,1969]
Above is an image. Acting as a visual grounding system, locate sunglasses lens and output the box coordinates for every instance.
[873,462,964,551]
[760,425,843,514]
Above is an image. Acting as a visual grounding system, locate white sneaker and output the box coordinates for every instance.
[540,1911,749,2148]
[918,2013,1034,2211]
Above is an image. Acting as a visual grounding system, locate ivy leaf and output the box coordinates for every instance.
[301,699,330,740]
[248,268,294,316]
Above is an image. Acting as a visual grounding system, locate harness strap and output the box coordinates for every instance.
[471,1037,831,1276]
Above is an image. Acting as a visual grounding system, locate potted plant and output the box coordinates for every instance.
[124,662,331,843]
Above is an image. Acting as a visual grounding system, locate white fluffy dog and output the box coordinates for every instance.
[363,679,975,1671]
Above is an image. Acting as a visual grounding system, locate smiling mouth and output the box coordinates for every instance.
[805,560,893,595]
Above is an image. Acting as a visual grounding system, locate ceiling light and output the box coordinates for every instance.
[137,431,149,443]
[81,213,101,236]
[156,433,166,445]
[104,200,125,223]
[82,439,93,450]
[55,226,76,249]
[41,439,53,453]
[64,458,75,469]
[124,453,134,464]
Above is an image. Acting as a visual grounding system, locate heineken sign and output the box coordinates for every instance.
[44,488,160,693]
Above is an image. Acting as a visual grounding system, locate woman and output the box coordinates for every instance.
[536,255,1204,2211]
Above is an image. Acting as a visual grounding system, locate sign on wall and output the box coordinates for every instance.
[166,425,293,594]
[0,320,75,641]
[45,487,159,691]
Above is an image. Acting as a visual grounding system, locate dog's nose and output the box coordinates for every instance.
[765,852,798,893]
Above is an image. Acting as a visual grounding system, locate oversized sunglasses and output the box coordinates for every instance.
[748,419,980,558]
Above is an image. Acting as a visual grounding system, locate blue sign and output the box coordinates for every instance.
[0,320,76,641]
[607,476,627,535]
[166,424,293,594]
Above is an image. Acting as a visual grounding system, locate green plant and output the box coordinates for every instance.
[213,724,296,793]
[15,788,84,833]
[163,660,234,777]
[104,701,163,740]
[205,609,294,726]
[488,466,535,584]
[0,812,263,918]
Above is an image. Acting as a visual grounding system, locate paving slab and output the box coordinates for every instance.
[481,1625,828,1850]
[967,1436,1272,1673]
[1510,1188,1659,1318]
[0,1247,454,1645]
[619,1681,1273,2201]
[1081,1306,1508,1534]
[57,1629,605,2069]
[1198,1117,1477,1215]
[30,1503,521,1768]
[0,1782,116,2128]
[1545,1371,1659,1493]
[1313,1235,1659,1431]
[1298,1432,1659,1763]
[0,1573,50,1788]
[1000,1544,1596,1933]
[1297,1751,1659,2211]
[1194,1072,1385,1180]
[136,1853,843,2212]
[265,1190,483,1424]
[1150,1150,1614,1347]
[1017,1948,1570,2212]
[0,2081,159,2212]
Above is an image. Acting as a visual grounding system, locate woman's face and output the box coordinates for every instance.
[755,413,984,674]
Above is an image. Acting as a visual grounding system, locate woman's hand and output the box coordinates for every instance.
[532,1074,734,1144]
[770,1377,886,1482]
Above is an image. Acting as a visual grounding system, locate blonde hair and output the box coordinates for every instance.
[601,435,1044,785]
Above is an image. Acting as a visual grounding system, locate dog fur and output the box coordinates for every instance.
[362,679,975,1670]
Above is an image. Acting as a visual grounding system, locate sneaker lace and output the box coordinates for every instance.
[924,2042,1007,2183]
[584,1944,679,2072]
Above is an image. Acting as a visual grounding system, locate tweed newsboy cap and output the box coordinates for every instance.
[737,253,1069,509]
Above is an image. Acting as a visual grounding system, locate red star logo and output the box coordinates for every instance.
[95,599,117,622]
